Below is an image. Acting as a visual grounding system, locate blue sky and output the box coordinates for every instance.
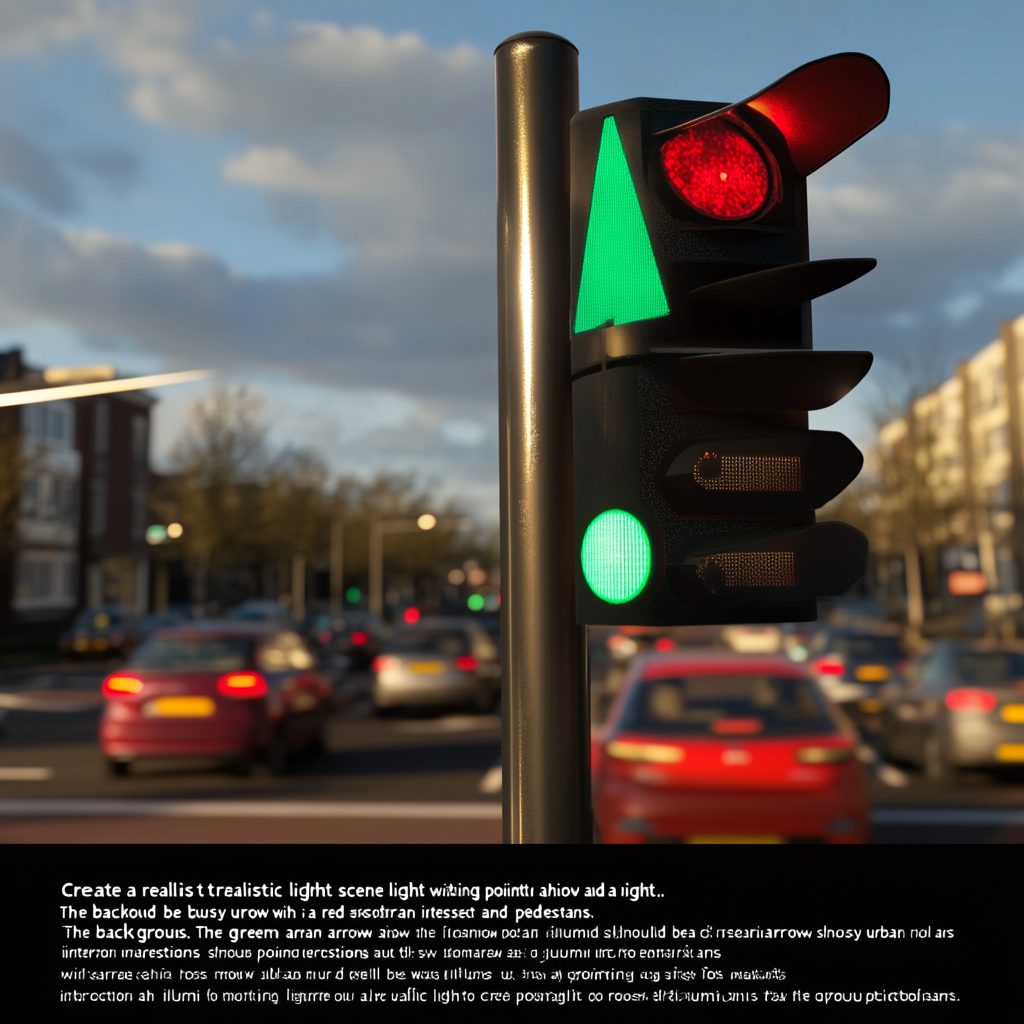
[0,1,1022,518]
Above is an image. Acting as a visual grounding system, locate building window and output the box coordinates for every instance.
[13,551,77,609]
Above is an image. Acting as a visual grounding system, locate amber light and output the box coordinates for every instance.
[945,688,997,713]
[606,739,685,764]
[661,119,771,220]
[216,672,268,699]
[455,656,478,671]
[102,675,143,696]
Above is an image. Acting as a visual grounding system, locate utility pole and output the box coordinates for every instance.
[495,32,590,844]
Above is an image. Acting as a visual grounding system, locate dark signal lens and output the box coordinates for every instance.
[661,119,770,220]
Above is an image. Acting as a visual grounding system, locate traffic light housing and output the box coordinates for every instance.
[571,53,889,625]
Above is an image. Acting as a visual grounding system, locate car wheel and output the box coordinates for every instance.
[923,732,957,785]
[267,730,290,776]
[106,759,130,778]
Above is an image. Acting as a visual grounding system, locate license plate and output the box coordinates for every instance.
[1000,704,1024,724]
[855,664,889,682]
[995,744,1024,762]
[687,835,785,844]
[409,661,444,675]
[145,696,216,718]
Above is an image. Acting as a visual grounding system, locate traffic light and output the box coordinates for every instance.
[571,53,889,626]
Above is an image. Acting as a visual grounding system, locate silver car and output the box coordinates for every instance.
[373,617,500,713]
[880,641,1024,781]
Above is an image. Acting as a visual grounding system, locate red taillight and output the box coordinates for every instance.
[102,674,143,697]
[373,655,400,673]
[403,608,420,625]
[654,638,674,652]
[217,672,268,699]
[350,631,369,646]
[812,657,845,676]
[455,656,478,671]
[945,688,997,713]
[661,118,771,220]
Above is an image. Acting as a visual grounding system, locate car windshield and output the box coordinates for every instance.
[619,674,834,737]
[954,651,1024,685]
[832,636,902,660]
[388,629,468,656]
[129,637,253,672]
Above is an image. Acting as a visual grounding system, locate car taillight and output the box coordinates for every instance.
[350,631,369,646]
[812,656,845,676]
[455,656,478,671]
[945,688,998,713]
[606,740,685,764]
[654,638,674,652]
[102,674,143,697]
[217,672,268,699]
[372,656,400,673]
[795,745,856,764]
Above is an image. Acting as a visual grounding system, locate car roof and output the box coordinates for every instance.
[633,649,810,679]
[146,620,295,639]
[405,616,487,631]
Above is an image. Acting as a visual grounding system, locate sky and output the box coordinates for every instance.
[0,0,1023,521]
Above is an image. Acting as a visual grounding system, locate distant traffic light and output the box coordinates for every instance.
[571,53,888,625]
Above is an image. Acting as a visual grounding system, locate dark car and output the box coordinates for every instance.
[307,610,385,670]
[807,630,908,732]
[880,641,1024,781]
[99,622,333,775]
[59,606,141,659]
[373,617,500,713]
[593,650,868,844]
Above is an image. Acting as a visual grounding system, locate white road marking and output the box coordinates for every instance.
[393,715,501,734]
[0,768,55,781]
[0,799,501,819]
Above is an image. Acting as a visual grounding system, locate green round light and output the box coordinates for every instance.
[467,594,485,611]
[145,524,167,545]
[345,587,361,604]
[581,510,651,604]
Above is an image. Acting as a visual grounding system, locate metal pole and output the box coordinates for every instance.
[369,516,384,618]
[330,518,344,615]
[495,32,589,844]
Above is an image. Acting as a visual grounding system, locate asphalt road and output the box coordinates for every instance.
[1,663,1022,843]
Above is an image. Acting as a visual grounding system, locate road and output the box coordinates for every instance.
[1,663,1022,843]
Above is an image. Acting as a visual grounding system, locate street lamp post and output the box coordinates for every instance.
[367,515,473,617]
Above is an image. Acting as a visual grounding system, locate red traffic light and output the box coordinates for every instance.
[660,118,774,220]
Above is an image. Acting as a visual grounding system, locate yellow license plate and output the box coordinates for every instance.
[855,664,890,682]
[145,696,216,718]
[687,835,785,844]
[995,743,1024,762]
[1000,704,1024,724]
[409,661,444,675]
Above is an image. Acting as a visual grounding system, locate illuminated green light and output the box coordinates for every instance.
[467,594,485,612]
[574,116,670,334]
[581,510,652,604]
[345,587,361,604]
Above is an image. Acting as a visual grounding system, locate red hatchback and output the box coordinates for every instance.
[593,651,868,844]
[100,623,333,775]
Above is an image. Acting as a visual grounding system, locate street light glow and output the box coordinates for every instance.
[417,514,437,530]
[0,368,216,408]
[167,523,184,539]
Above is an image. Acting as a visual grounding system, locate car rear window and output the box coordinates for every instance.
[388,629,468,656]
[954,652,1024,685]
[620,674,834,737]
[832,636,902,660]
[129,637,253,672]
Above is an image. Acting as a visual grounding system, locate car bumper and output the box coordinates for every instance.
[374,671,482,707]
[946,718,1024,767]
[595,780,868,844]
[100,705,262,758]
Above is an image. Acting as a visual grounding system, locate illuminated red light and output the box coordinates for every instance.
[945,688,997,713]
[654,638,674,652]
[372,655,400,673]
[812,657,845,676]
[102,674,143,697]
[350,630,369,646]
[404,608,421,625]
[661,119,771,220]
[455,656,478,671]
[710,717,764,735]
[217,672,268,699]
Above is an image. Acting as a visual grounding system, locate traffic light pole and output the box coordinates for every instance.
[495,32,590,843]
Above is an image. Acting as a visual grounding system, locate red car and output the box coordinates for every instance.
[593,650,868,844]
[100,623,333,776]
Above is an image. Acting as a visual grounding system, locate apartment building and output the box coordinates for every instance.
[877,313,1024,629]
[0,348,154,642]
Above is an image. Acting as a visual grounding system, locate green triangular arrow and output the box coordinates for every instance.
[574,116,670,334]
